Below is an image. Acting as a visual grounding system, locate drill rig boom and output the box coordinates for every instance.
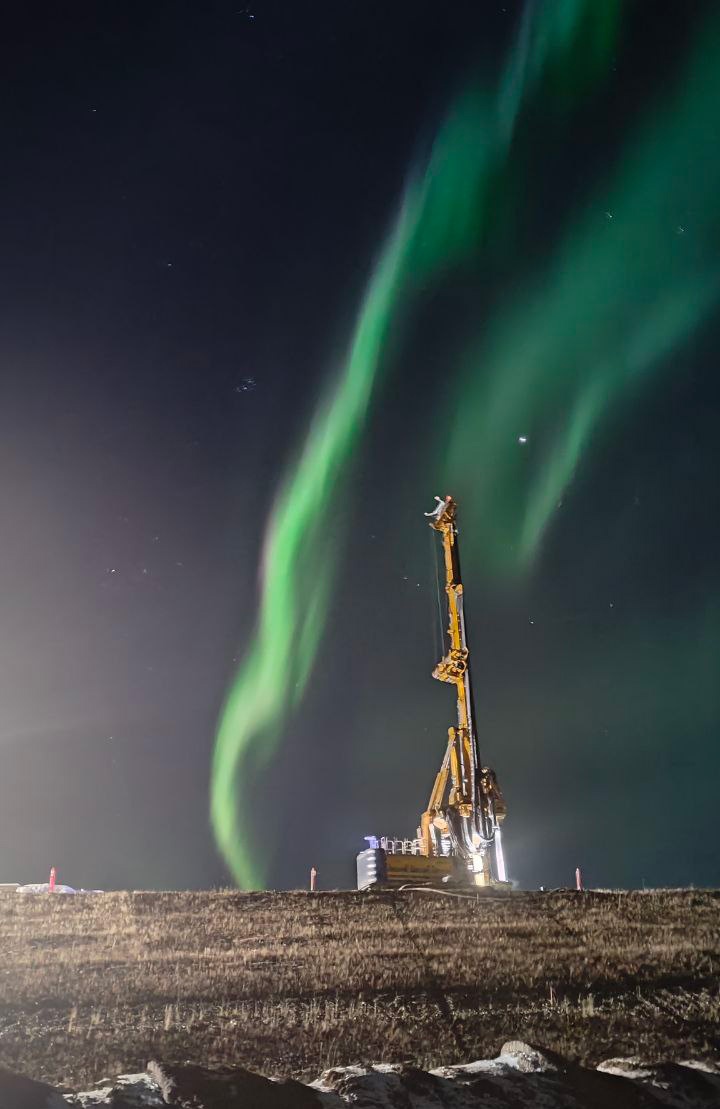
[357,494,509,890]
[419,495,507,885]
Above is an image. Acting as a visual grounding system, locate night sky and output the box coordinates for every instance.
[0,1,717,893]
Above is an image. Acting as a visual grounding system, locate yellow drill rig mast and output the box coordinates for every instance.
[419,494,508,884]
[357,494,509,890]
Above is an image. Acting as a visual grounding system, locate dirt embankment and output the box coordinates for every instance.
[0,888,718,1088]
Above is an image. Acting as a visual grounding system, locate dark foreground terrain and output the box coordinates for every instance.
[0,889,717,1089]
[6,1042,720,1107]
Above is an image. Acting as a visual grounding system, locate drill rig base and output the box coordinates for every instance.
[357,848,512,891]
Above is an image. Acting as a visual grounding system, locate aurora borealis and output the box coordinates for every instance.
[445,10,720,574]
[210,0,625,887]
[0,2,717,895]
[211,0,720,889]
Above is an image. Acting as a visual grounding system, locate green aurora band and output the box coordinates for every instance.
[211,0,710,888]
[444,15,720,573]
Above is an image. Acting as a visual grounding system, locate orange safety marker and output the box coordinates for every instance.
[48,866,57,892]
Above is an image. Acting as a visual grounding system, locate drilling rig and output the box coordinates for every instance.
[357,495,509,890]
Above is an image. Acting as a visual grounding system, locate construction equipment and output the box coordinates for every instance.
[357,495,509,890]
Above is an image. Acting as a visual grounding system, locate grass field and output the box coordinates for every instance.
[0,888,718,1088]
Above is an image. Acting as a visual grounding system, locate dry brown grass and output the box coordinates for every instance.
[0,888,718,1088]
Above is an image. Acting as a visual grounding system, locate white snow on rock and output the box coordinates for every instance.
[432,1039,560,1078]
[597,1056,720,1106]
[16,884,104,895]
[67,1072,164,1107]
[17,883,78,894]
[55,1045,720,1108]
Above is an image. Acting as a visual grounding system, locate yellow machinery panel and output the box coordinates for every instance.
[357,848,458,890]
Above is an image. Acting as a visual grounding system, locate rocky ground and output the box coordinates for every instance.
[0,888,718,1096]
[3,1042,720,1107]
